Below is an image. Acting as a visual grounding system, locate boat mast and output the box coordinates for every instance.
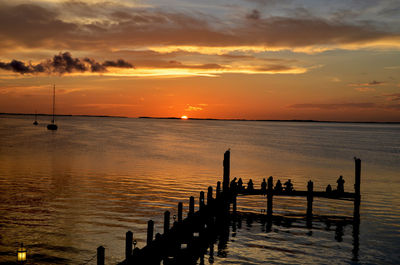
[52,84,55,124]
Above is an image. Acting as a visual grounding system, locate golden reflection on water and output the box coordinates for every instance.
[0,115,399,264]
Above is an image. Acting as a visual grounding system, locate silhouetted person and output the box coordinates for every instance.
[284,179,293,192]
[237,178,243,191]
[247,179,254,191]
[230,177,237,192]
[326,184,332,193]
[337,175,345,193]
[275,180,283,192]
[261,178,267,193]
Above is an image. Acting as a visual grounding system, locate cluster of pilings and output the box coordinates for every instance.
[94,150,361,265]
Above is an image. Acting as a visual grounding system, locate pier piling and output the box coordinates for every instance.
[189,196,195,217]
[164,211,170,234]
[178,202,183,222]
[125,231,133,260]
[307,180,314,217]
[97,246,105,265]
[267,176,273,217]
[147,220,154,246]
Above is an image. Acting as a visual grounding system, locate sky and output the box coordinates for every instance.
[0,0,400,121]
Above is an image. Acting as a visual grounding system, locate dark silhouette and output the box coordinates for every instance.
[326,184,332,193]
[230,177,237,192]
[274,180,283,192]
[47,84,58,131]
[247,179,254,191]
[337,175,345,193]
[284,179,293,192]
[261,178,267,193]
[33,111,38,125]
[237,178,243,191]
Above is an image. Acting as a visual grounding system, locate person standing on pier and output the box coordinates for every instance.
[284,179,293,192]
[230,177,237,192]
[237,178,243,191]
[247,179,254,191]
[275,180,283,193]
[337,176,345,193]
[261,178,267,194]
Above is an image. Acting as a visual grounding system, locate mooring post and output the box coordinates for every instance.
[178,202,183,222]
[164,211,170,234]
[189,196,195,217]
[200,191,205,210]
[307,180,314,217]
[216,181,221,199]
[232,193,237,214]
[125,231,133,261]
[207,186,213,205]
[147,220,154,245]
[354,158,361,221]
[267,176,273,217]
[222,150,230,193]
[97,246,105,265]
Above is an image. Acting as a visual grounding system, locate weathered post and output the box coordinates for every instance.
[207,186,213,205]
[97,246,105,265]
[307,180,314,217]
[178,202,183,222]
[147,220,154,245]
[232,194,237,214]
[200,191,205,210]
[267,176,273,217]
[216,181,221,199]
[125,231,133,261]
[189,196,195,217]
[222,150,230,193]
[164,211,170,234]
[353,158,361,261]
[354,158,361,220]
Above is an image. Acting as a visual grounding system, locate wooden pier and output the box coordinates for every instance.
[95,150,361,265]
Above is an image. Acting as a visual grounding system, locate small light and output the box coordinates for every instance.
[17,243,27,262]
[173,215,176,221]
[133,240,137,248]
[193,232,199,238]
[180,243,187,249]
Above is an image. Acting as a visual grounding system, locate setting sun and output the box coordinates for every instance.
[181,115,188,120]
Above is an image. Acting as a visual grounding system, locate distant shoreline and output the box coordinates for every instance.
[1,113,399,124]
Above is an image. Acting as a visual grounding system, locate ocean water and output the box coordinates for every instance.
[0,115,399,264]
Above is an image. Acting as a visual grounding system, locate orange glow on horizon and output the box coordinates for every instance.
[181,115,188,120]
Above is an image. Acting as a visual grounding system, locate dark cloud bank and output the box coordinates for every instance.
[0,52,134,75]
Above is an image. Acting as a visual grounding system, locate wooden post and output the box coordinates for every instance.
[216,181,221,199]
[267,176,273,217]
[178,202,183,222]
[189,196,195,217]
[200,191,205,210]
[125,231,133,260]
[222,150,230,193]
[207,186,213,205]
[354,158,361,222]
[147,220,154,245]
[307,180,314,217]
[164,211,170,234]
[97,246,105,265]
[232,194,237,214]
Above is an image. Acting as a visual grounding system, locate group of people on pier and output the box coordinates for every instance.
[230,175,346,194]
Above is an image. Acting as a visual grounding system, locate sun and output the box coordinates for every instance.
[181,115,188,120]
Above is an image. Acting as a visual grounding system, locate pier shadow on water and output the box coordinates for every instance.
[172,211,360,265]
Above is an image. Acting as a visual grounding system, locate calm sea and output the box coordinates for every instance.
[0,115,399,264]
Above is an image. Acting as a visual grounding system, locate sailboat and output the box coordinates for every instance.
[47,84,58,130]
[33,111,38,125]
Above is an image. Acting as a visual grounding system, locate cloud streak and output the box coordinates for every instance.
[0,52,133,75]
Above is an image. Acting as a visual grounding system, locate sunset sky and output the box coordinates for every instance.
[0,0,400,121]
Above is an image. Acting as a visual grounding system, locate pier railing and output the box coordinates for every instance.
[95,150,361,265]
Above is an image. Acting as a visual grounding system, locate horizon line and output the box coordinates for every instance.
[1,112,399,124]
